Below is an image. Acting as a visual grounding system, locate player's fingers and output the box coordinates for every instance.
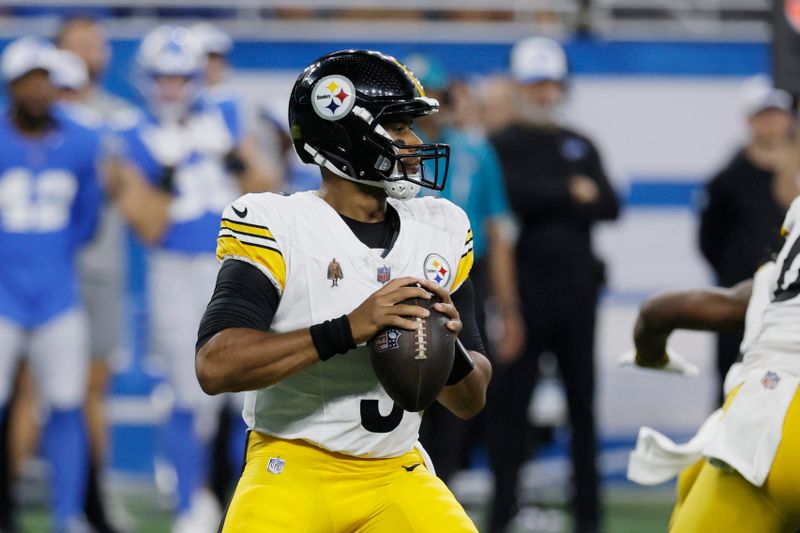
[379,276,425,294]
[432,302,459,320]
[382,315,421,331]
[445,318,462,334]
[387,304,430,319]
[418,279,452,304]
[384,286,432,304]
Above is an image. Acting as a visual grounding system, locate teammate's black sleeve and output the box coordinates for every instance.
[452,278,485,355]
[196,260,280,351]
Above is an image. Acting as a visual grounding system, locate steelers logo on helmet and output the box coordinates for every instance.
[423,253,451,287]
[312,75,356,121]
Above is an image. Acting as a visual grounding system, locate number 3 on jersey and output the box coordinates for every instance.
[0,168,78,233]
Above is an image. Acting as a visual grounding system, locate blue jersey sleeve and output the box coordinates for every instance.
[69,131,103,249]
[217,98,243,144]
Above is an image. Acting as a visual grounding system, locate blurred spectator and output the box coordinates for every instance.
[407,54,525,483]
[698,78,799,403]
[106,26,270,533]
[191,22,280,194]
[190,20,276,506]
[0,36,102,532]
[57,16,138,533]
[487,37,619,533]
[478,75,517,135]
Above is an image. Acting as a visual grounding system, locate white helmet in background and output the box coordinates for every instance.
[135,25,206,121]
[1,36,57,83]
[190,22,233,56]
[51,49,89,91]
[510,36,568,85]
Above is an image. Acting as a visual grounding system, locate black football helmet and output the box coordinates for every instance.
[288,49,449,199]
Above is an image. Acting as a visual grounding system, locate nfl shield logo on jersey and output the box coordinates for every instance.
[761,370,781,390]
[374,329,401,352]
[377,265,391,284]
[267,457,285,475]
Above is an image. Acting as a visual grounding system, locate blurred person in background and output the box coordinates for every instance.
[106,26,271,533]
[0,37,102,532]
[698,78,799,405]
[487,37,619,533]
[57,16,138,532]
[405,53,524,484]
[191,20,274,506]
[191,22,279,195]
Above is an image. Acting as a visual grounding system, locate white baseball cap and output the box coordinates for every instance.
[742,76,792,116]
[190,22,233,56]
[51,49,88,90]
[510,36,567,84]
[1,36,57,83]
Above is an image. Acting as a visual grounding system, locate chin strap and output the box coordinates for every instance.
[303,143,420,200]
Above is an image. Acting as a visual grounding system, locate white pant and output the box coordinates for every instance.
[148,251,221,411]
[0,309,89,410]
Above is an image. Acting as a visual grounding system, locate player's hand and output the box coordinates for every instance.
[618,348,700,377]
[568,175,600,204]
[419,279,462,336]
[495,310,525,364]
[347,277,432,344]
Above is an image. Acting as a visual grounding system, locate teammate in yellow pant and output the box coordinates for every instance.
[221,433,477,533]
[669,386,800,533]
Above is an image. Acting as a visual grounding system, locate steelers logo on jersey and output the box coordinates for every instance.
[312,75,356,121]
[424,253,451,286]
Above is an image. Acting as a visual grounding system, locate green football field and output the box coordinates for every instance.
[18,484,675,532]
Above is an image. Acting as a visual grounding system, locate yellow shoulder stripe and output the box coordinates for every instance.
[220,218,275,240]
[451,247,474,294]
[216,235,286,290]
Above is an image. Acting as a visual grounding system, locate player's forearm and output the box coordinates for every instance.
[196,327,321,394]
[634,282,751,365]
[114,175,171,244]
[437,351,492,419]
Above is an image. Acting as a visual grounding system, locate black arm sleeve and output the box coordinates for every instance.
[451,278,485,355]
[195,260,281,352]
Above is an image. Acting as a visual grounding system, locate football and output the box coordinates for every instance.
[367,295,456,412]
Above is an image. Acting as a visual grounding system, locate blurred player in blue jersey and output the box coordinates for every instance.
[106,26,270,533]
[0,36,102,532]
[190,22,279,504]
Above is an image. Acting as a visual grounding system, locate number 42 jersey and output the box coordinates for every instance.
[0,112,101,328]
[216,190,474,458]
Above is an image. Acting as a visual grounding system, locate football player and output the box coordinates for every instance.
[195,50,492,532]
[0,37,102,532]
[57,16,139,532]
[107,26,270,532]
[631,197,800,532]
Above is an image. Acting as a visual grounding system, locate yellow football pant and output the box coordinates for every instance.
[669,385,800,533]
[220,432,478,533]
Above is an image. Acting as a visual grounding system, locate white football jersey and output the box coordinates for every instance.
[743,196,800,366]
[216,190,474,458]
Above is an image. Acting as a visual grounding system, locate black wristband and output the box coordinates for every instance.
[310,315,356,361]
[446,338,476,385]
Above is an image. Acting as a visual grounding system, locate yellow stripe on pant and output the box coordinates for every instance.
[669,385,800,533]
[221,432,478,533]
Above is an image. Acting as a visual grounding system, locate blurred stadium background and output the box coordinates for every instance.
[0,0,784,531]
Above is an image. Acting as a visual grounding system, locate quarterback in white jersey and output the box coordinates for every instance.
[630,196,800,532]
[196,50,491,532]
